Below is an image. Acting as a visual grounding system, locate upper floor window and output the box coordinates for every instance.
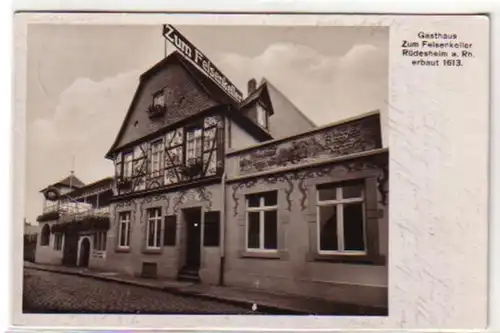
[186,126,203,165]
[256,104,268,129]
[153,89,165,107]
[316,181,366,254]
[246,191,278,251]
[122,152,133,179]
[150,140,164,177]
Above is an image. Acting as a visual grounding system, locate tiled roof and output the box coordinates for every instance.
[65,177,114,198]
[40,174,85,192]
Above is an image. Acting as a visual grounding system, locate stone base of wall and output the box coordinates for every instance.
[224,270,387,308]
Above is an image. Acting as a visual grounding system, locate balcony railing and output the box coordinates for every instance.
[59,206,110,223]
[42,201,110,222]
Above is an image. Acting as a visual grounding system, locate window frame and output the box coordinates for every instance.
[152,88,166,107]
[146,207,162,249]
[53,233,63,251]
[185,124,204,166]
[117,211,131,249]
[203,211,221,247]
[245,191,279,252]
[40,224,50,246]
[256,103,268,129]
[121,151,134,180]
[149,139,164,178]
[94,231,107,251]
[316,181,367,256]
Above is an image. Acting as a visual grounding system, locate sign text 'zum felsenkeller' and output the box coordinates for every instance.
[162,24,244,103]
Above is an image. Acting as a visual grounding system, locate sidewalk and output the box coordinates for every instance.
[24,261,387,316]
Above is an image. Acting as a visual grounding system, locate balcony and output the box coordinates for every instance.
[50,203,111,234]
[40,201,110,223]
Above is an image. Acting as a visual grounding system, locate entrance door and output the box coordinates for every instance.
[62,232,78,266]
[184,208,202,268]
[79,238,91,267]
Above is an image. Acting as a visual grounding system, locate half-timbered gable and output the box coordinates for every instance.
[107,52,272,196]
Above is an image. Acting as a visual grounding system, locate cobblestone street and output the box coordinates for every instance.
[23,268,259,314]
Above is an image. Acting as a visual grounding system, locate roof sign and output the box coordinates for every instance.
[162,24,244,103]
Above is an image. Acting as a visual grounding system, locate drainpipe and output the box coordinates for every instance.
[218,171,227,286]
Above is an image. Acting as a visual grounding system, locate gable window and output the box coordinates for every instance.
[53,233,63,251]
[186,126,203,165]
[153,89,165,107]
[150,140,164,177]
[147,207,162,249]
[40,224,50,246]
[94,231,107,251]
[256,104,268,129]
[246,191,278,251]
[122,152,134,180]
[316,181,366,254]
[118,211,131,248]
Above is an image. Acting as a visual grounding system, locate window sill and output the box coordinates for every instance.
[142,248,162,255]
[308,253,386,266]
[115,247,131,253]
[239,250,287,260]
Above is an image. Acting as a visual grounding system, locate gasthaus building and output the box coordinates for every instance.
[102,47,389,309]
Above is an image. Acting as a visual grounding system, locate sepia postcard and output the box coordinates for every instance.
[12,12,489,331]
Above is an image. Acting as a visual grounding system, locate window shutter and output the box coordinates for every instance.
[163,215,177,246]
[203,211,220,247]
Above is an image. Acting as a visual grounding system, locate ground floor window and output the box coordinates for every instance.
[53,233,63,251]
[246,191,278,251]
[118,211,131,248]
[147,207,162,249]
[94,231,107,251]
[40,224,50,246]
[316,181,366,254]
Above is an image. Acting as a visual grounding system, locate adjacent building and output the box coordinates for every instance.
[35,175,113,270]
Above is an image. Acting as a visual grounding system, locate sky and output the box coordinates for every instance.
[25,24,388,225]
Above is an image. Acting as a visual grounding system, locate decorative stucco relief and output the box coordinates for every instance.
[239,115,381,174]
[231,153,389,214]
[172,186,213,212]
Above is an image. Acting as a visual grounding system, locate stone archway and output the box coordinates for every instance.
[78,237,91,267]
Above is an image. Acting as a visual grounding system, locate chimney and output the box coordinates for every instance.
[247,78,257,95]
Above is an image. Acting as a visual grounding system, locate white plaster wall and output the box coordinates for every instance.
[34,232,63,265]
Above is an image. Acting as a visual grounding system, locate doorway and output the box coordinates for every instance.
[62,231,78,266]
[78,237,91,267]
[184,208,202,269]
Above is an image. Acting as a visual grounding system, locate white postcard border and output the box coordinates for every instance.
[12,13,490,330]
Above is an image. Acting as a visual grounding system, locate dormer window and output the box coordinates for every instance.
[256,103,268,129]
